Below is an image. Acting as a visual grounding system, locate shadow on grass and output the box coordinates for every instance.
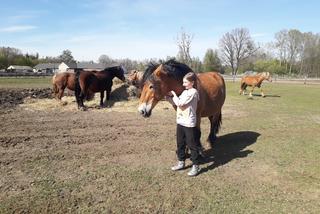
[200,131,260,174]
[251,94,281,98]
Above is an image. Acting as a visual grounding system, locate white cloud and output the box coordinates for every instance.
[0,25,37,33]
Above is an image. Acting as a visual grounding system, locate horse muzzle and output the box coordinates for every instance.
[139,109,152,117]
[138,103,152,117]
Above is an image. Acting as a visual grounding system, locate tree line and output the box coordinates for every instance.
[1,28,320,77]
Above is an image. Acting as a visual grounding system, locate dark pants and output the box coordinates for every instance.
[176,124,201,165]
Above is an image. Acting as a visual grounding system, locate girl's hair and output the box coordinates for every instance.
[183,72,197,89]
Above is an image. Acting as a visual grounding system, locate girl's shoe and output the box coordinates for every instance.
[171,161,185,171]
[187,165,200,176]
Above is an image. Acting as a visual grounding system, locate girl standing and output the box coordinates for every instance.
[166,72,201,176]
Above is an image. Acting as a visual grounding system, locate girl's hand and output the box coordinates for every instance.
[171,91,177,97]
[167,91,173,96]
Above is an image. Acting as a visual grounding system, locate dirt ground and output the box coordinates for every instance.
[0,86,190,212]
[1,84,319,213]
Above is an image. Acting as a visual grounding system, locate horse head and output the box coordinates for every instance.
[127,70,140,85]
[114,65,126,82]
[139,64,177,117]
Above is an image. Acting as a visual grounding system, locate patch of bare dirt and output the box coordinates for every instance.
[0,88,53,110]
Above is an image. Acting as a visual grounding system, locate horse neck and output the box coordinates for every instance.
[257,74,266,83]
[103,68,117,79]
[166,78,184,95]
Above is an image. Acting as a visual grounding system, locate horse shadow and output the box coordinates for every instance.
[251,94,281,98]
[105,84,130,107]
[199,131,260,174]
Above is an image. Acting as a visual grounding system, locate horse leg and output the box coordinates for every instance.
[57,85,66,100]
[100,91,104,107]
[249,86,255,98]
[239,83,246,95]
[207,112,222,148]
[260,87,265,97]
[78,90,86,110]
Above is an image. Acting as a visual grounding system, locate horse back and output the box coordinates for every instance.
[197,72,226,116]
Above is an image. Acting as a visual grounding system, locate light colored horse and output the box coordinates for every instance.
[239,72,272,97]
[127,70,144,88]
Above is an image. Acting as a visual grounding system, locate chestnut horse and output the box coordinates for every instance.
[52,72,77,100]
[127,70,144,87]
[138,59,226,147]
[52,71,94,101]
[75,65,126,109]
[239,72,272,97]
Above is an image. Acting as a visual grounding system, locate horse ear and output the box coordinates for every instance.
[155,64,166,77]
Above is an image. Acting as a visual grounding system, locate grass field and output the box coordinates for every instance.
[0,79,319,213]
[0,76,52,88]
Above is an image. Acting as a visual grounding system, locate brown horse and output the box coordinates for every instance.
[75,65,126,109]
[127,70,144,87]
[52,71,95,101]
[138,59,226,147]
[239,72,272,97]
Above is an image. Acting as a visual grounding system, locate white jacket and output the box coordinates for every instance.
[168,88,199,127]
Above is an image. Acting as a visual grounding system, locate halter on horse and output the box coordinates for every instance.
[239,72,272,97]
[138,59,226,147]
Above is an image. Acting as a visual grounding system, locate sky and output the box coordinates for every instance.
[1,0,319,62]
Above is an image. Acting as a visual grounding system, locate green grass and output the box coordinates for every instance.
[0,76,52,88]
[1,81,320,213]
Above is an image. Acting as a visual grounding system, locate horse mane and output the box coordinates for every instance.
[103,66,120,72]
[142,59,194,84]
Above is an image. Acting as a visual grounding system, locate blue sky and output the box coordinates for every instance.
[1,0,319,61]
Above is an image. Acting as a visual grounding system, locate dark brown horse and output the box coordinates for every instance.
[138,60,226,147]
[75,65,126,109]
[239,72,272,97]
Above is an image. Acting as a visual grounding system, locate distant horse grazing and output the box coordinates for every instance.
[75,66,126,109]
[239,72,272,97]
[138,59,226,147]
[127,70,144,87]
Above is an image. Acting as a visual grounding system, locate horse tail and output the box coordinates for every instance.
[208,112,222,146]
[213,112,222,134]
[75,70,81,104]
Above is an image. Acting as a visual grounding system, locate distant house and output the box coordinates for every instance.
[57,62,108,73]
[58,62,77,73]
[34,63,60,74]
[7,65,33,73]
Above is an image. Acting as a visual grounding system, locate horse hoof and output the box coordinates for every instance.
[79,106,86,111]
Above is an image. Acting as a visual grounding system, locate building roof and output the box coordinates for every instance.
[7,65,33,70]
[34,63,60,70]
[64,62,77,68]
[77,62,106,70]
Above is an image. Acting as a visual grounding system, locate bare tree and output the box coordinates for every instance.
[274,30,289,68]
[219,28,257,81]
[286,29,303,74]
[176,28,193,66]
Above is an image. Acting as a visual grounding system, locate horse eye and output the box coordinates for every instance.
[149,85,153,90]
